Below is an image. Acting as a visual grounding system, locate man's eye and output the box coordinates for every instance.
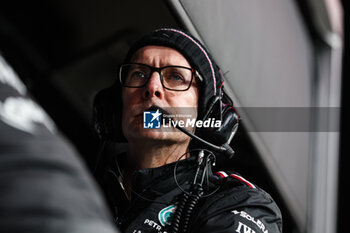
[167,73,185,82]
[131,71,146,79]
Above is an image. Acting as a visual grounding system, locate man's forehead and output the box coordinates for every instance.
[130,45,191,67]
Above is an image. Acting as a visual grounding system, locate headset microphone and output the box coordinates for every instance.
[148,106,235,159]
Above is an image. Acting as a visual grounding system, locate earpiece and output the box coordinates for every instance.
[93,84,126,142]
[193,88,239,148]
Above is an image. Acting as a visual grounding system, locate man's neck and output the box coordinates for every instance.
[126,139,189,170]
[120,139,189,198]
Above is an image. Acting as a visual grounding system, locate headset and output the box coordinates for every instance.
[93,82,239,158]
[93,79,239,158]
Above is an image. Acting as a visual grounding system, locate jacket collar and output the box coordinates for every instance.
[115,153,198,196]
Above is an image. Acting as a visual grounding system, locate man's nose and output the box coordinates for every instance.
[143,71,164,99]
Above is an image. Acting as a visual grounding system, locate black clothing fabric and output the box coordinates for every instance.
[0,54,118,233]
[102,154,282,233]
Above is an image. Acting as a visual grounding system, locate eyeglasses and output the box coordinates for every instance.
[119,63,202,91]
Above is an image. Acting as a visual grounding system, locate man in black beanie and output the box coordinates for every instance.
[94,28,282,233]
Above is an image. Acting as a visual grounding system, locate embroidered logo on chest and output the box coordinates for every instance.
[158,204,177,226]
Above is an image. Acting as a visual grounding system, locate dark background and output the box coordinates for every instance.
[0,1,347,232]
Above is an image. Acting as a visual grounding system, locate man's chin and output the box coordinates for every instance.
[131,129,170,140]
[126,128,188,143]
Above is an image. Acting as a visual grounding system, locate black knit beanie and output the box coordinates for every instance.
[124,28,224,120]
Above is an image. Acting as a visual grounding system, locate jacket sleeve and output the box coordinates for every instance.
[190,180,282,233]
[194,206,282,233]
[0,54,119,233]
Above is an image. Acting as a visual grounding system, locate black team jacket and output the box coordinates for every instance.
[0,53,117,233]
[101,154,282,233]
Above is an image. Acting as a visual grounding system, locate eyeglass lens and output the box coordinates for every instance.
[120,64,193,91]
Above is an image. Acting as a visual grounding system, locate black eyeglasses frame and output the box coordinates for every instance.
[118,63,202,91]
